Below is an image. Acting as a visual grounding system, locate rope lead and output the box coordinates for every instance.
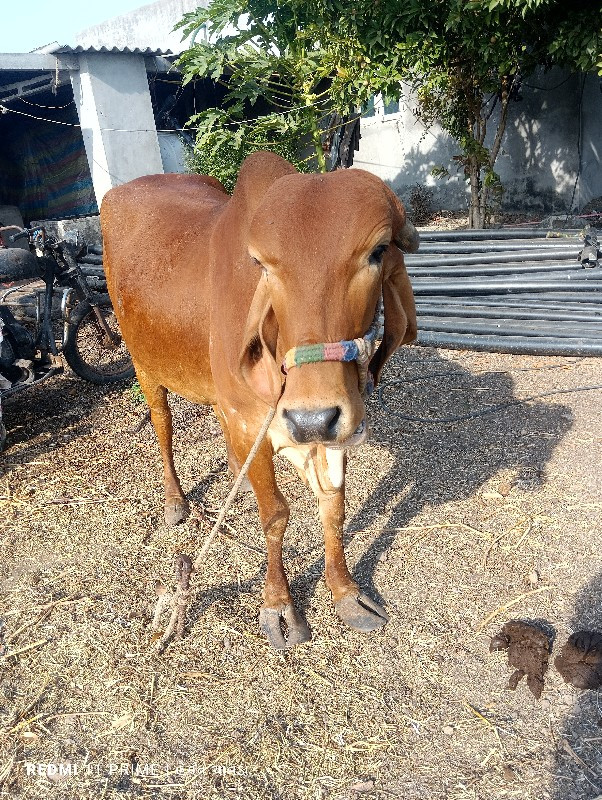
[151,405,276,652]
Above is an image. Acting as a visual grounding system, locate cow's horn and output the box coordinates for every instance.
[395,220,420,254]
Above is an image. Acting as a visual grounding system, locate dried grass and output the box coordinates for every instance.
[1,347,602,799]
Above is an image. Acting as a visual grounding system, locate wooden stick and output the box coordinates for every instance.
[0,639,48,661]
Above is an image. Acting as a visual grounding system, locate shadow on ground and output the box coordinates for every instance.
[553,570,602,800]
[289,346,573,613]
[0,373,134,475]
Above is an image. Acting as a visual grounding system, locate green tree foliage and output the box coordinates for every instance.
[309,0,602,226]
[492,0,602,73]
[183,111,309,193]
[175,0,342,188]
[176,0,601,223]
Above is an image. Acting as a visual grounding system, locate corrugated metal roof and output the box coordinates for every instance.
[51,46,173,56]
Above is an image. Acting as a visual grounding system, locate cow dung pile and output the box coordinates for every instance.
[489,620,551,699]
[555,631,602,690]
[491,622,602,695]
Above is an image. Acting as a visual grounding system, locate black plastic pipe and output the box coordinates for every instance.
[412,280,602,295]
[417,240,581,254]
[406,261,592,278]
[406,249,580,266]
[480,292,602,303]
[78,266,105,278]
[78,254,103,265]
[416,330,602,356]
[412,272,602,288]
[415,304,602,324]
[417,228,582,242]
[416,296,602,314]
[407,228,602,356]
[417,316,602,339]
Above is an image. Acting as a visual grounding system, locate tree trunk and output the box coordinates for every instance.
[307,103,327,172]
[467,78,512,229]
[468,154,484,228]
[480,184,490,228]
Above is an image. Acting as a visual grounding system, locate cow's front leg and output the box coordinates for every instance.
[135,367,189,526]
[233,434,310,650]
[317,452,389,632]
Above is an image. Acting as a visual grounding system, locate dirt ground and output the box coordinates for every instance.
[1,338,601,800]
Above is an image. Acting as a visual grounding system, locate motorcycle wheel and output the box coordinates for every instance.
[63,294,134,384]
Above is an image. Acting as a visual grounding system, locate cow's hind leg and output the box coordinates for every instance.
[213,406,252,492]
[230,432,310,649]
[136,368,189,525]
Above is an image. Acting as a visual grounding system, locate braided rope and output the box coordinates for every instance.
[282,307,381,398]
[192,406,276,572]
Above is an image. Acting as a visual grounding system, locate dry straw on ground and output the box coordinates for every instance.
[1,342,602,799]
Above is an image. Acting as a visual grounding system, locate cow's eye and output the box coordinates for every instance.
[369,244,388,266]
[251,255,268,275]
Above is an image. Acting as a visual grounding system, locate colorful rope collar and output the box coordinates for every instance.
[281,307,381,398]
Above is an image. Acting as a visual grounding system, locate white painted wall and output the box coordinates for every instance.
[354,94,467,209]
[354,69,602,214]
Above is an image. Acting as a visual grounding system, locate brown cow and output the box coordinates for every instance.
[101,152,417,649]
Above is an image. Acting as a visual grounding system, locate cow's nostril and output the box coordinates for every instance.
[327,406,341,436]
[283,406,341,443]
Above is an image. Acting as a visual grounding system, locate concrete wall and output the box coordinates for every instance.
[75,0,208,54]
[355,68,602,214]
[71,53,164,206]
[354,98,467,209]
[579,73,602,209]
[499,69,582,213]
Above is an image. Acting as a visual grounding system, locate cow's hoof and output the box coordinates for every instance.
[335,592,390,632]
[164,497,190,526]
[259,603,311,650]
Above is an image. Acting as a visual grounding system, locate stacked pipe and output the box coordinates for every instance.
[77,244,105,282]
[406,228,602,356]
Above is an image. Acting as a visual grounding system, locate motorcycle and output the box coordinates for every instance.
[0,224,134,447]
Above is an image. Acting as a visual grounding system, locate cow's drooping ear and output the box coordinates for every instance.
[239,274,283,407]
[369,187,418,385]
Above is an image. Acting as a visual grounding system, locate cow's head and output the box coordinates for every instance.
[238,153,417,446]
